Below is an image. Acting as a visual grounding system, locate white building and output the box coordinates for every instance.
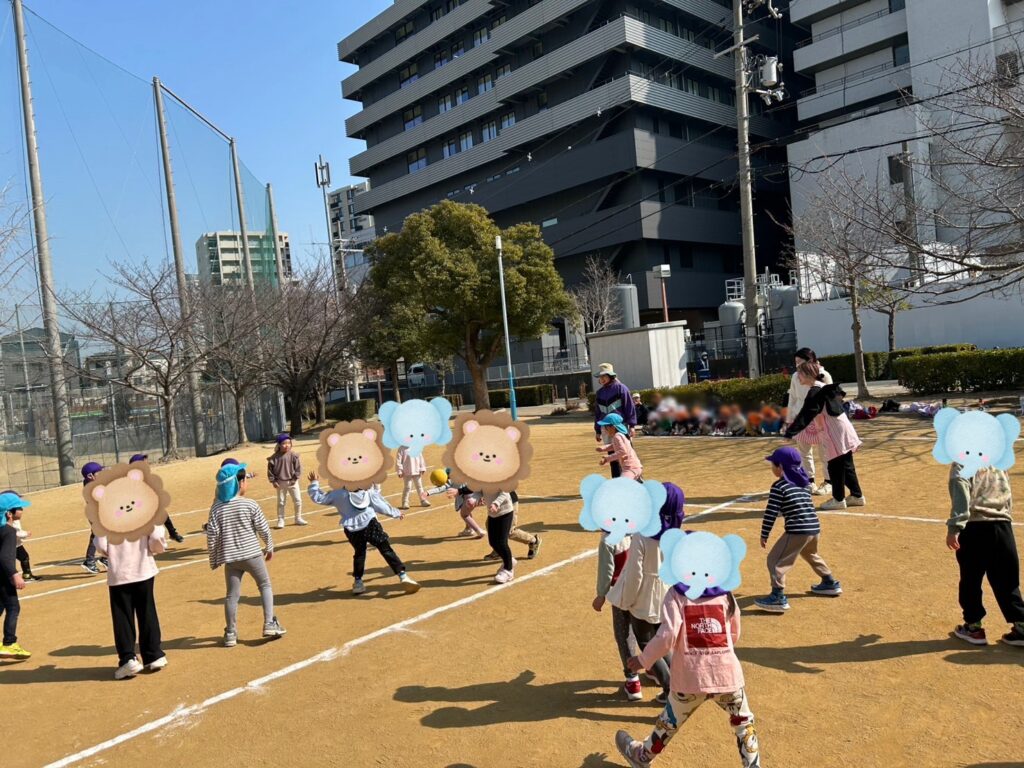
[195,231,292,286]
[328,182,375,287]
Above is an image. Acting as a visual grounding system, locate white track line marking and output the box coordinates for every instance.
[684,502,1024,528]
[41,547,600,768]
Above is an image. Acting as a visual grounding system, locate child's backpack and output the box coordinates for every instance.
[824,384,847,417]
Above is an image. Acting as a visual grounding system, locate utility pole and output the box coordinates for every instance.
[495,235,518,421]
[717,0,785,379]
[315,155,344,292]
[901,141,921,286]
[153,76,208,457]
[13,0,76,483]
[229,139,256,293]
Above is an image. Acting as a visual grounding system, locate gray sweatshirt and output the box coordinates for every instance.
[947,464,1013,532]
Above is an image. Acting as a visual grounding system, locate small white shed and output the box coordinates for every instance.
[586,321,691,390]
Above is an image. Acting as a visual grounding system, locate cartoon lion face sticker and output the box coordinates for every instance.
[317,420,390,491]
[442,410,532,495]
[82,464,170,544]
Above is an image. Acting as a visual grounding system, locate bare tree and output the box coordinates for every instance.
[861,283,912,353]
[570,255,623,342]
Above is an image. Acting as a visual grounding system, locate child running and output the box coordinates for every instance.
[483,491,542,562]
[467,489,517,583]
[206,463,286,646]
[0,492,30,659]
[754,447,841,613]
[129,455,184,543]
[268,434,306,529]
[946,463,1024,647]
[596,414,643,480]
[615,586,761,767]
[307,471,420,595]
[592,528,637,699]
[607,483,685,704]
[785,361,865,510]
[396,444,431,510]
[2,490,39,581]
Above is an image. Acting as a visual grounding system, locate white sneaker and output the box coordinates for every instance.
[494,568,514,584]
[294,517,309,526]
[114,658,144,680]
[352,578,367,595]
[812,483,831,497]
[846,495,866,507]
[399,572,421,594]
[145,656,168,672]
[275,518,285,530]
[819,498,847,511]
[262,617,287,638]
[223,631,237,647]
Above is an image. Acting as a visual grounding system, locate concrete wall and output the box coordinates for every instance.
[794,289,1024,356]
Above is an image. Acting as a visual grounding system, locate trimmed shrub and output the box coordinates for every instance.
[819,344,975,383]
[588,375,790,411]
[325,399,376,421]
[489,385,554,408]
[893,348,1024,394]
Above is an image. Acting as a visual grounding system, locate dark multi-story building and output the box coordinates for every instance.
[339,0,803,326]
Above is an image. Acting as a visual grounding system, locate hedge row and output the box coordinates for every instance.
[893,349,1024,394]
[489,385,554,408]
[325,399,376,421]
[819,344,975,383]
[588,374,790,411]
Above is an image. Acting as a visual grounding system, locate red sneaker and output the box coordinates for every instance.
[953,623,987,645]
[624,676,642,701]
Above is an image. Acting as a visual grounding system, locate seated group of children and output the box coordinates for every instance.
[642,396,785,437]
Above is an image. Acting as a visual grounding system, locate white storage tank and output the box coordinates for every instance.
[612,283,640,330]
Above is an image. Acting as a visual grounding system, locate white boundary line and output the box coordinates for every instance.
[684,502,1024,528]
[40,547,600,768]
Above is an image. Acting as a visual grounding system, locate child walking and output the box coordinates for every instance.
[483,491,542,561]
[95,514,168,679]
[754,447,841,613]
[607,483,685,703]
[396,445,431,510]
[785,361,864,510]
[307,472,420,595]
[268,434,306,529]
[946,464,1024,647]
[0,492,30,659]
[80,461,109,574]
[129,455,184,542]
[206,464,286,646]
[596,414,643,480]
[615,588,761,768]
[592,529,637,699]
[468,490,517,583]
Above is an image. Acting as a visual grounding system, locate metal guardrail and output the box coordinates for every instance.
[801,59,902,97]
[795,8,893,48]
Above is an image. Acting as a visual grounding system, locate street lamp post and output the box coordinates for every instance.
[495,235,517,421]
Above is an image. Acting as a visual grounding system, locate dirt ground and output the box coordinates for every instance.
[3,413,1023,768]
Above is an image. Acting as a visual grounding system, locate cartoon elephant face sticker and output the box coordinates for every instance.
[442,410,533,495]
[658,529,746,599]
[82,464,170,544]
[380,398,454,458]
[578,474,667,546]
[317,420,390,491]
[932,408,1020,479]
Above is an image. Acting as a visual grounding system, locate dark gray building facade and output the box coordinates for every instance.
[340,0,802,326]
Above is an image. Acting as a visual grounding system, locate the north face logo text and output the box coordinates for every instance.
[684,604,729,649]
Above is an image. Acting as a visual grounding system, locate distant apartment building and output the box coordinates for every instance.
[0,328,81,393]
[328,181,376,287]
[195,231,293,286]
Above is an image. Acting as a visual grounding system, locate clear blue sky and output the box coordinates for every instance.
[0,0,388,301]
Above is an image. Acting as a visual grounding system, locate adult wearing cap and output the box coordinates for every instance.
[697,351,712,382]
[129,455,184,543]
[80,462,108,575]
[593,363,636,478]
[206,463,285,646]
[0,491,30,659]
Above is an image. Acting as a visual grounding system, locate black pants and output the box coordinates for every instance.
[109,576,163,666]
[629,615,671,693]
[487,512,515,571]
[345,518,405,580]
[0,582,19,645]
[956,521,1024,626]
[164,515,180,539]
[85,533,97,565]
[826,452,862,501]
[16,545,31,576]
[610,460,622,479]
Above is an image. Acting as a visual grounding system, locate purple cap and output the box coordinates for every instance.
[275,433,291,444]
[765,446,811,488]
[81,461,104,478]
[220,457,240,467]
[129,453,148,463]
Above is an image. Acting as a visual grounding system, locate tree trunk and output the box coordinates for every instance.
[467,358,490,410]
[288,389,305,435]
[887,309,896,353]
[849,284,871,399]
[390,363,403,403]
[233,391,249,445]
[163,394,179,458]
[439,371,447,396]
[316,391,326,425]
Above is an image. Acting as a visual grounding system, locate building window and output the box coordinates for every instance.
[403,105,423,130]
[455,86,471,105]
[443,138,458,158]
[478,73,494,94]
[395,20,414,45]
[537,90,548,111]
[474,27,490,47]
[439,93,455,113]
[490,15,506,30]
[887,154,905,184]
[996,52,1021,88]
[893,43,910,67]
[431,6,445,22]
[459,130,474,151]
[446,0,460,10]
[658,178,667,203]
[434,50,450,69]
[506,166,520,175]
[452,41,465,58]
[481,120,498,142]
[500,110,516,129]
[407,147,427,173]
[495,64,512,79]
[542,218,558,228]
[399,62,418,88]
[532,41,544,59]
[679,247,694,269]
[888,0,905,11]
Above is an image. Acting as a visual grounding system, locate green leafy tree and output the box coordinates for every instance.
[352,282,426,404]
[368,201,572,409]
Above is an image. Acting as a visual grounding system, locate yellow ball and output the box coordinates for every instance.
[430,468,449,487]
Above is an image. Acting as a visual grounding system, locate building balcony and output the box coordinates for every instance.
[794,9,907,74]
[797,61,911,121]
[339,0,434,63]
[790,0,873,26]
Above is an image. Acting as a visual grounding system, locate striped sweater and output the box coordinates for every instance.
[205,496,272,569]
[761,478,821,540]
